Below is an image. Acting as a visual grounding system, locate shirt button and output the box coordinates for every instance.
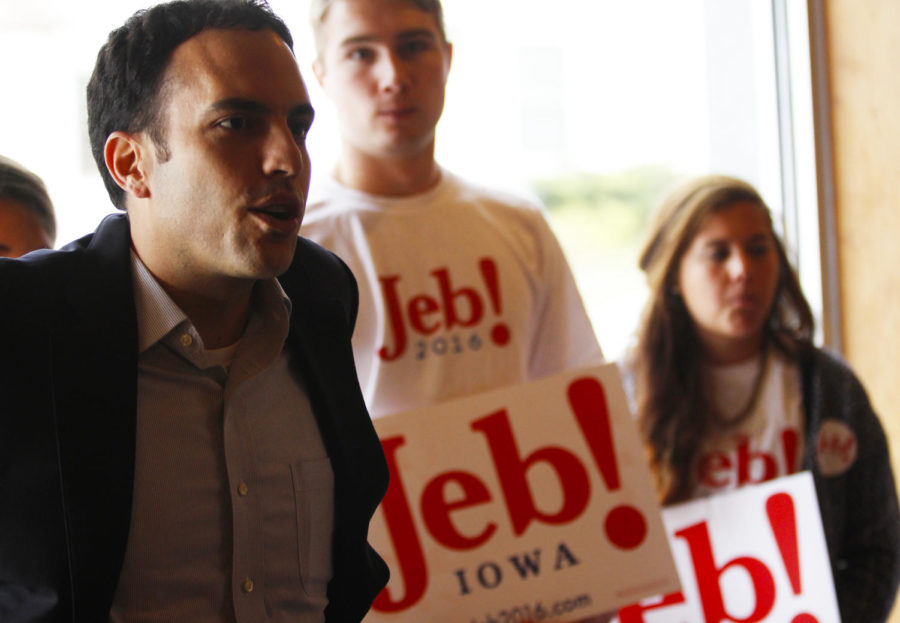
[180,333,193,348]
[242,578,254,593]
[237,481,249,496]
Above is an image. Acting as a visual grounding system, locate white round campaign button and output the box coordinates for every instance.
[816,419,858,476]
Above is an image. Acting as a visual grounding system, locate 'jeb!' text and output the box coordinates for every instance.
[378,257,511,361]
[373,379,649,613]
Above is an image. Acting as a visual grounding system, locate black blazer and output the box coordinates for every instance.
[0,213,389,622]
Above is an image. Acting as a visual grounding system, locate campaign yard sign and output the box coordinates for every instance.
[616,472,841,623]
[365,364,680,622]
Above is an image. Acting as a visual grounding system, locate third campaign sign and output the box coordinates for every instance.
[365,364,680,622]
[615,472,841,623]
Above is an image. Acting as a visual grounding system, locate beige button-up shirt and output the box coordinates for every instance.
[110,252,333,622]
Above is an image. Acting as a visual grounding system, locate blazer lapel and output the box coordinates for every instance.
[281,258,387,514]
[288,299,367,475]
[50,214,139,619]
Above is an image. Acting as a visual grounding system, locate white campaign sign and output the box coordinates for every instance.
[364,364,680,622]
[615,472,840,623]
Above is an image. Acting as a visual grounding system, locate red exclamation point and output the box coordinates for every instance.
[567,378,647,550]
[782,429,799,475]
[479,257,510,346]
[765,492,820,623]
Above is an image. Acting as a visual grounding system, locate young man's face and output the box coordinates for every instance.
[130,28,314,284]
[314,0,452,161]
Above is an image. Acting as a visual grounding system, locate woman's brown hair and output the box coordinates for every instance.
[632,174,814,504]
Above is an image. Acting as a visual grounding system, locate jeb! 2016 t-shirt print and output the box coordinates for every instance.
[303,169,603,418]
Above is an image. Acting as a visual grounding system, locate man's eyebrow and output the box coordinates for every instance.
[289,103,316,119]
[396,29,439,41]
[209,98,270,114]
[340,28,438,47]
[208,98,315,118]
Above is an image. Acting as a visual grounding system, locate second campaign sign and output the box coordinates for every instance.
[365,364,680,622]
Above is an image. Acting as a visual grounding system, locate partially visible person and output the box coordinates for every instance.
[303,0,602,419]
[0,1,388,621]
[629,174,900,621]
[0,155,56,257]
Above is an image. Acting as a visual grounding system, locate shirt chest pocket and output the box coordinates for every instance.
[290,458,335,594]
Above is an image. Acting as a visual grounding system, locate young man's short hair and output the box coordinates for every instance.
[309,0,447,56]
[86,0,294,209]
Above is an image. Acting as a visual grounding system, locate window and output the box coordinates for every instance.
[0,0,820,359]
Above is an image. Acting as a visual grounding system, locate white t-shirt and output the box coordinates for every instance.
[302,169,603,418]
[693,348,805,497]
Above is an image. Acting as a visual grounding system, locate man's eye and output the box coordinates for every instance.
[290,122,311,141]
[218,117,248,130]
[348,48,374,61]
[399,39,430,56]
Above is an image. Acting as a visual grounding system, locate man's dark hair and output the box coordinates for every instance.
[87,0,294,209]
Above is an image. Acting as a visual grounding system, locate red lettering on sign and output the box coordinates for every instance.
[373,376,642,613]
[767,492,819,621]
[421,471,497,550]
[568,377,648,549]
[471,409,591,535]
[617,592,688,623]
[618,490,823,622]
[676,521,776,622]
[768,493,801,593]
[374,436,429,612]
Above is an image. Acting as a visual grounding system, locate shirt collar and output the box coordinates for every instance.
[130,250,189,354]
[129,249,292,356]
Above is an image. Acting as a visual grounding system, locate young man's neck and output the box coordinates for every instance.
[165,281,254,350]
[135,247,255,349]
[334,146,442,197]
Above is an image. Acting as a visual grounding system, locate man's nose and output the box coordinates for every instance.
[262,122,305,178]
[377,52,410,93]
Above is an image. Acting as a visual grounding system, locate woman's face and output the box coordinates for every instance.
[676,200,780,364]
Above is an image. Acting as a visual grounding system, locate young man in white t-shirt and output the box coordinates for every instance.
[303,0,602,418]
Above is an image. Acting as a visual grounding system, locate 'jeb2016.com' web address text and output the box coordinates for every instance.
[470,593,593,623]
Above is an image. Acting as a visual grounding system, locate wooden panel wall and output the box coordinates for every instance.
[821,0,900,620]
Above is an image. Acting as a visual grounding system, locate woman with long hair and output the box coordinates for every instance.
[630,174,899,621]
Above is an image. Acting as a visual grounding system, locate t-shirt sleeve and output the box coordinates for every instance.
[526,205,604,377]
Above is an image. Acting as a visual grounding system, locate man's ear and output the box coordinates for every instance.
[312,57,327,89]
[104,131,151,199]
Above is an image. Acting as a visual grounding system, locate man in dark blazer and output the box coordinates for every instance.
[0,1,388,621]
